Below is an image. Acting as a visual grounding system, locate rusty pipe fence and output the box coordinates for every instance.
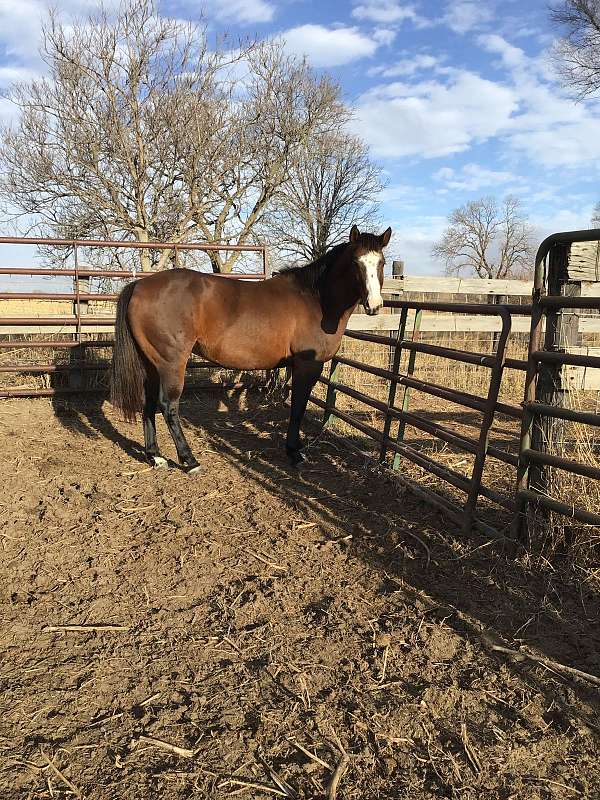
[309,300,533,537]
[308,231,600,539]
[0,237,267,397]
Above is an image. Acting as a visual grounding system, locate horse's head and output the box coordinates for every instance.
[349,225,392,315]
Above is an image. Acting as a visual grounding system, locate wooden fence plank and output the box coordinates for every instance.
[568,242,600,282]
[383,276,534,296]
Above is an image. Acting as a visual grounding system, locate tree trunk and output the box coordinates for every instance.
[135,228,152,271]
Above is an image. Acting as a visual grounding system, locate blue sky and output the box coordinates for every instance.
[1,0,599,274]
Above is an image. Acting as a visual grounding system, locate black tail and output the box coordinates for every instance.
[110,281,146,422]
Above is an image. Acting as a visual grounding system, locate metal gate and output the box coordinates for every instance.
[0,236,267,397]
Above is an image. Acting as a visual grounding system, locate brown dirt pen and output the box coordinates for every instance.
[1,269,600,798]
[1,386,600,799]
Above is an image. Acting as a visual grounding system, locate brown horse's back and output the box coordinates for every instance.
[127,269,320,372]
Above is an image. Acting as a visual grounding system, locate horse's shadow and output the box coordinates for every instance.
[47,348,145,462]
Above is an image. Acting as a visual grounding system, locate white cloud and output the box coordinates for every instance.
[352,2,429,27]
[0,95,18,125]
[199,0,274,24]
[477,34,527,69]
[0,66,39,90]
[372,28,398,46]
[433,163,522,192]
[531,207,596,243]
[354,71,517,158]
[477,33,600,168]
[443,1,493,34]
[510,122,600,167]
[282,24,378,67]
[369,53,442,78]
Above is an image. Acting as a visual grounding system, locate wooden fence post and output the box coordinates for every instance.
[529,242,586,498]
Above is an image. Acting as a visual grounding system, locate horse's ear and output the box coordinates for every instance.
[349,225,360,243]
[380,227,392,247]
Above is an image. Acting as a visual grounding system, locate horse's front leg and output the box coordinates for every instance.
[286,358,324,466]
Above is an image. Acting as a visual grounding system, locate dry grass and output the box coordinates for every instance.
[527,390,600,564]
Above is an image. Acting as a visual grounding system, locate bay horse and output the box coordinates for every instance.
[110,225,392,472]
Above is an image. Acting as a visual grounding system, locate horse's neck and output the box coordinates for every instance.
[318,255,361,335]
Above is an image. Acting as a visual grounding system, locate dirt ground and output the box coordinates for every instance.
[1,393,599,800]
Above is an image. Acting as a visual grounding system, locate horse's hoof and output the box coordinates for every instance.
[287,449,306,468]
[151,456,168,469]
[186,463,202,475]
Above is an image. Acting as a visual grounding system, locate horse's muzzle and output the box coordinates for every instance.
[364,303,383,316]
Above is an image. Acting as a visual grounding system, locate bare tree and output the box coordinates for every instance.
[551,1,600,97]
[432,196,534,279]
[591,201,600,226]
[0,0,343,272]
[264,131,383,264]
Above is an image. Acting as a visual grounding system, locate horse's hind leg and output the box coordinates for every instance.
[157,364,200,475]
[143,371,167,468]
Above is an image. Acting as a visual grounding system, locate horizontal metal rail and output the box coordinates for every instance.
[0,340,113,348]
[0,269,265,279]
[401,339,497,368]
[516,488,600,527]
[0,236,266,252]
[0,387,103,398]
[505,357,528,371]
[0,363,109,373]
[525,401,600,427]
[521,448,600,482]
[320,375,481,456]
[539,295,600,309]
[336,355,522,418]
[0,292,120,301]
[0,316,115,326]
[385,298,533,316]
[345,331,499,368]
[0,359,214,374]
[317,398,475,495]
[533,350,600,370]
[345,329,394,347]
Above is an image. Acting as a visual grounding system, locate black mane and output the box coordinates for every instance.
[277,242,349,292]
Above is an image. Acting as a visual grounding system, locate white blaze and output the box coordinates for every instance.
[359,251,383,309]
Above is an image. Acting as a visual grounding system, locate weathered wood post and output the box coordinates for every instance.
[529,241,596,499]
